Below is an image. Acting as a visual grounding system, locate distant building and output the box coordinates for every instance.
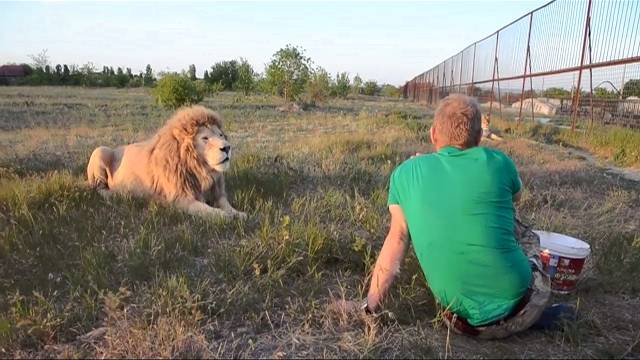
[0,65,27,84]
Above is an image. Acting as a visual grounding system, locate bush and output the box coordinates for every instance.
[152,74,203,109]
[304,67,331,106]
[195,80,222,97]
[381,84,401,98]
[623,79,640,98]
[363,80,378,96]
[332,72,350,98]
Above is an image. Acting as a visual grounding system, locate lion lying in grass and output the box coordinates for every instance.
[481,114,503,141]
[87,106,246,220]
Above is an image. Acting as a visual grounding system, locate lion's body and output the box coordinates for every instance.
[88,140,160,198]
[87,106,245,219]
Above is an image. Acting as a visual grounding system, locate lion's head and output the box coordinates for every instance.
[150,106,232,200]
[193,121,232,173]
[481,114,490,128]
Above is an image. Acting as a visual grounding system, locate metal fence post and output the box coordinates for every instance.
[529,50,535,123]
[518,12,534,125]
[459,51,464,94]
[489,31,500,119]
[587,17,594,129]
[470,43,476,96]
[571,0,593,132]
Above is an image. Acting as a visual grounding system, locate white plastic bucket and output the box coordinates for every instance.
[534,230,591,294]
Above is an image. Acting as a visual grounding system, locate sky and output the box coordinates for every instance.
[0,1,550,85]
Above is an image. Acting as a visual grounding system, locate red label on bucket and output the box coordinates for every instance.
[540,250,586,293]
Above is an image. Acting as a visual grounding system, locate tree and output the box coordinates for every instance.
[152,74,203,109]
[593,87,617,100]
[351,74,363,96]
[622,79,640,98]
[21,64,34,76]
[255,74,270,94]
[332,72,350,98]
[115,67,129,88]
[305,67,331,105]
[28,49,50,70]
[129,78,142,87]
[235,58,255,95]
[467,85,482,97]
[264,44,312,102]
[381,84,401,98]
[126,67,133,79]
[63,65,70,77]
[188,64,197,81]
[144,64,155,86]
[543,87,571,99]
[363,80,378,96]
[203,70,210,82]
[80,62,97,87]
[208,60,238,90]
[80,62,95,74]
[55,64,62,76]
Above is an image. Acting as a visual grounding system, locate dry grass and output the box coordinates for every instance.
[0,87,639,358]
[489,113,640,169]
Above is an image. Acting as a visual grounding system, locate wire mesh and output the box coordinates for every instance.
[403,0,640,129]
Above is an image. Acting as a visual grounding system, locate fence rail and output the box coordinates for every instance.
[402,0,640,130]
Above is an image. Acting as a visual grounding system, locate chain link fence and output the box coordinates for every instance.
[402,0,640,129]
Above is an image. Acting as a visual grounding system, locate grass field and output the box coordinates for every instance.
[0,86,639,358]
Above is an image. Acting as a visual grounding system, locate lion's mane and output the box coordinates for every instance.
[149,106,222,201]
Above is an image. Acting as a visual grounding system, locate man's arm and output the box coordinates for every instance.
[512,176,523,203]
[365,204,410,313]
[513,190,522,203]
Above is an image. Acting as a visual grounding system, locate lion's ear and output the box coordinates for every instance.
[207,111,223,129]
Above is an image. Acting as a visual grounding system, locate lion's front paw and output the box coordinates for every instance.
[232,210,248,220]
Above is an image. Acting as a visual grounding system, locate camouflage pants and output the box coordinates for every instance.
[444,218,552,339]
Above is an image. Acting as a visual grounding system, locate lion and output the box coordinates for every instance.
[481,114,503,141]
[87,105,246,220]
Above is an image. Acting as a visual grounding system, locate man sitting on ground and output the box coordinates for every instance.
[361,94,550,339]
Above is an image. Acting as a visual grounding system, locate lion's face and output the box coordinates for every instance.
[482,114,490,128]
[194,125,231,172]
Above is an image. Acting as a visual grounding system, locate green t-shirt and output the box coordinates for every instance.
[388,146,531,326]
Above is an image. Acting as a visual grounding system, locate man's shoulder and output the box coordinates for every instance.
[477,146,508,156]
[393,152,439,174]
[476,146,515,164]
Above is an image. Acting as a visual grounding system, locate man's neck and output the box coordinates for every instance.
[435,144,470,151]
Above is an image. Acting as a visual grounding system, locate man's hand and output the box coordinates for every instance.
[328,299,392,320]
[365,205,410,313]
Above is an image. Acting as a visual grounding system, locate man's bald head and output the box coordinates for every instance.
[431,94,482,149]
